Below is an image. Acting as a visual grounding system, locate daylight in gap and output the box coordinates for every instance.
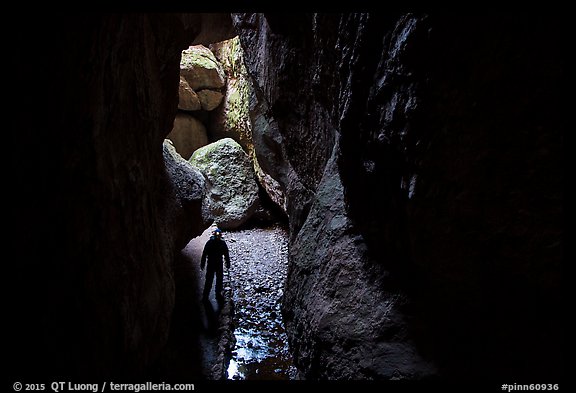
[164,36,294,380]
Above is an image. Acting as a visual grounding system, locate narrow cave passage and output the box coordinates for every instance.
[162,223,295,380]
[160,33,296,380]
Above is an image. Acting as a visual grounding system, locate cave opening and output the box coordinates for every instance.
[161,35,294,380]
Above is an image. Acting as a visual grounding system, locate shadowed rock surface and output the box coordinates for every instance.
[167,113,209,160]
[234,13,564,380]
[163,139,212,248]
[9,13,234,379]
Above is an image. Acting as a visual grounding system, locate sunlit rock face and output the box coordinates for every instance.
[209,36,252,150]
[235,13,564,380]
[168,45,225,159]
[172,37,285,226]
[210,36,287,216]
[10,13,234,379]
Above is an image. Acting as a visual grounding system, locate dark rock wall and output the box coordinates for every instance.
[234,14,339,236]
[235,13,564,379]
[9,14,232,379]
[340,14,565,379]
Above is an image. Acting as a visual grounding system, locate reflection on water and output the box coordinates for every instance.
[227,325,295,380]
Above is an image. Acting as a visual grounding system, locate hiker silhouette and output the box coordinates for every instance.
[201,228,231,304]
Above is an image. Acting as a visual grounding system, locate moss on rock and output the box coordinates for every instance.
[189,138,260,229]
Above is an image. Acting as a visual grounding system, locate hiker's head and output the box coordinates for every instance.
[213,228,222,237]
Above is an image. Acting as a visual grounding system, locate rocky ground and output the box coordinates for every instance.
[224,224,298,380]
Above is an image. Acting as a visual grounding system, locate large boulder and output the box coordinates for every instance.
[167,112,208,160]
[189,138,260,230]
[180,45,226,91]
[163,140,212,248]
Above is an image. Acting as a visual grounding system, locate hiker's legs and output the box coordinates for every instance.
[215,268,224,301]
[203,267,215,299]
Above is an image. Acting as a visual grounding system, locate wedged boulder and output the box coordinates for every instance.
[180,45,226,91]
[167,113,208,160]
[178,76,201,111]
[254,157,287,214]
[189,138,260,230]
[163,139,212,248]
[197,89,224,111]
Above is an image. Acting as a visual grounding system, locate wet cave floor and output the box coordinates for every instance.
[225,224,298,380]
[156,223,297,380]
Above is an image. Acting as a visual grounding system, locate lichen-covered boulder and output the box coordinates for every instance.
[189,138,260,230]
